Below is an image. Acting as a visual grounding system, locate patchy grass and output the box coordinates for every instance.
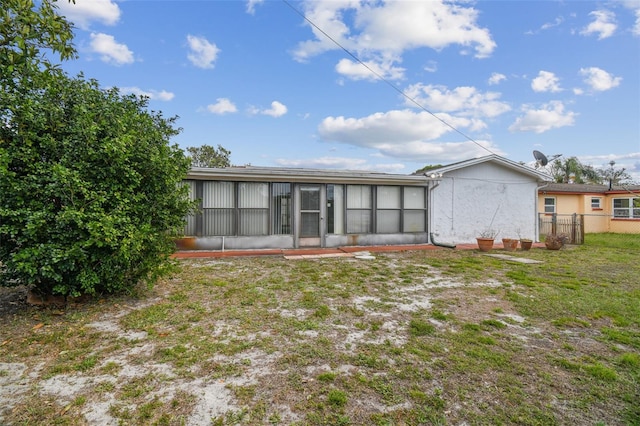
[0,234,639,425]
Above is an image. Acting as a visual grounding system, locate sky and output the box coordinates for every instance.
[55,0,640,180]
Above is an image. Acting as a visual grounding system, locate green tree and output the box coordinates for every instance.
[186,144,231,168]
[598,161,633,187]
[1,1,193,296]
[549,157,601,184]
[1,0,76,84]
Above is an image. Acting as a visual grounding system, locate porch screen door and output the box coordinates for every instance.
[299,185,321,246]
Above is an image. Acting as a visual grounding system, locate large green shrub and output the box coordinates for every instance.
[1,0,193,296]
[0,74,193,296]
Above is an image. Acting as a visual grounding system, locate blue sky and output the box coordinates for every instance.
[56,0,640,180]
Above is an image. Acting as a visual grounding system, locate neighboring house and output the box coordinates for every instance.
[538,183,640,234]
[177,155,550,251]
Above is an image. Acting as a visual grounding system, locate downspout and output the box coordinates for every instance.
[430,232,456,249]
[425,172,443,245]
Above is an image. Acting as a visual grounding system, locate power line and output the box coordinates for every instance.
[282,0,497,157]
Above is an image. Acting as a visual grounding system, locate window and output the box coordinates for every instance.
[403,187,426,232]
[613,197,640,219]
[272,183,291,234]
[591,197,601,209]
[376,186,401,233]
[202,181,235,235]
[327,184,344,234]
[346,185,372,233]
[238,182,269,235]
[544,197,555,214]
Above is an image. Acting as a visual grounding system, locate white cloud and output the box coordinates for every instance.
[276,157,368,169]
[89,33,133,65]
[250,101,288,117]
[121,87,174,101]
[57,0,120,30]
[317,109,501,162]
[578,152,640,183]
[335,58,405,81]
[246,0,264,15]
[581,10,617,39]
[373,140,500,162]
[632,7,640,36]
[403,84,511,118]
[488,73,506,85]
[186,35,220,69]
[579,67,622,91]
[206,98,238,115]
[275,157,406,172]
[509,101,577,133]
[293,1,495,80]
[424,61,438,73]
[531,70,562,93]
[541,16,565,31]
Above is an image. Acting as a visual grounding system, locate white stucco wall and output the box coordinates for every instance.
[430,162,540,243]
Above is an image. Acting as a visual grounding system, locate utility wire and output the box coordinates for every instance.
[282,0,497,156]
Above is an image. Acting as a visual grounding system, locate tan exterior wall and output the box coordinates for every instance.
[609,219,640,233]
[538,193,639,234]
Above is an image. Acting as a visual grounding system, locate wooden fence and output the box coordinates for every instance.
[538,213,584,244]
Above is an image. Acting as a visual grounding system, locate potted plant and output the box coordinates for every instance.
[476,229,498,252]
[545,233,568,250]
[476,206,501,252]
[519,238,533,251]
[516,229,533,251]
[501,237,518,251]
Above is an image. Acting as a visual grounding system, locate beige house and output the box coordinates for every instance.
[538,183,640,234]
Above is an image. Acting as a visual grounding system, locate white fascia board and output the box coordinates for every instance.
[428,155,551,182]
[187,167,430,186]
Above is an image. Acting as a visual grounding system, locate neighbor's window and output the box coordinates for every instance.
[238,182,269,235]
[346,185,372,233]
[376,186,401,233]
[591,197,601,209]
[613,197,640,219]
[544,197,556,214]
[202,181,235,235]
[403,187,426,232]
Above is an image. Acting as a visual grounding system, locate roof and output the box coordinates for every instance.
[187,166,430,185]
[421,154,551,182]
[540,183,640,195]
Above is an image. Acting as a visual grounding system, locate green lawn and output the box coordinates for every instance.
[1,234,638,425]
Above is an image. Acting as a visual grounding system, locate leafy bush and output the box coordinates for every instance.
[0,75,193,296]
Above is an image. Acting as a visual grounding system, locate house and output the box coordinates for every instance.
[538,183,640,234]
[176,155,550,251]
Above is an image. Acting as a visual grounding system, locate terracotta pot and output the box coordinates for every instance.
[520,240,533,251]
[175,237,198,250]
[502,238,518,251]
[545,239,564,250]
[476,237,494,252]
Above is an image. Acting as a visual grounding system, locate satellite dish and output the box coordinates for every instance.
[533,150,548,167]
